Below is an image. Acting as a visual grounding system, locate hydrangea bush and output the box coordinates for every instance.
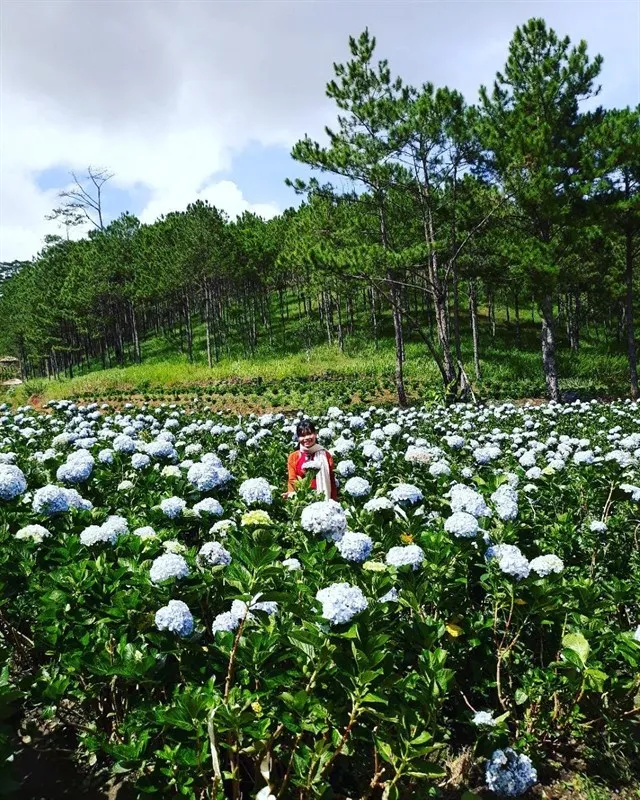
[0,397,639,798]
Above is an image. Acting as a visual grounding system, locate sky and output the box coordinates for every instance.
[1,0,639,263]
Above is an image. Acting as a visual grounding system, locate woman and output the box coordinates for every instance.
[286,420,338,500]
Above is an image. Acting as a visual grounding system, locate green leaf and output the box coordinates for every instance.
[562,632,590,666]
[514,689,528,705]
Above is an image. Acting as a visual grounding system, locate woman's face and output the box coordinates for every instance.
[299,431,317,447]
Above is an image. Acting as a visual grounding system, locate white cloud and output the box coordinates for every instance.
[1,0,637,262]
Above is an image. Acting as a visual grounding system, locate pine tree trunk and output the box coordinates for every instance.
[336,293,344,352]
[452,266,462,363]
[130,301,141,363]
[204,283,213,368]
[389,272,407,406]
[370,286,379,351]
[540,294,560,402]
[625,226,639,399]
[469,280,481,381]
[514,292,521,349]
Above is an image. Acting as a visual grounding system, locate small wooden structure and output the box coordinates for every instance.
[0,356,22,386]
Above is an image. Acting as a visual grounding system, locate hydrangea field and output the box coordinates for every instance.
[1,397,639,799]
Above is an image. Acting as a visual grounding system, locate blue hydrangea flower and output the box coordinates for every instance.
[187,461,232,491]
[56,450,95,484]
[63,488,93,511]
[385,545,425,571]
[131,453,151,470]
[336,531,373,563]
[444,511,479,538]
[211,610,242,635]
[282,557,301,571]
[160,496,187,519]
[32,484,70,515]
[449,484,491,517]
[589,520,607,533]
[301,500,347,542]
[198,541,232,567]
[529,554,564,577]
[473,710,497,727]
[150,553,190,583]
[239,477,273,506]
[15,524,51,543]
[491,485,519,521]
[485,544,530,580]
[80,524,117,546]
[155,600,194,637]
[485,748,537,797]
[344,476,371,498]
[429,460,451,477]
[0,464,27,500]
[193,498,224,517]
[378,587,399,603]
[363,497,395,514]
[146,440,177,460]
[98,449,114,464]
[336,460,356,477]
[316,582,368,625]
[113,434,137,454]
[388,483,423,505]
[133,525,157,539]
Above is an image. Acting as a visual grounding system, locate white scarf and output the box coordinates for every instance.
[300,442,332,501]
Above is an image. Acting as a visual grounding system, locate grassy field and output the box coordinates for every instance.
[2,307,633,410]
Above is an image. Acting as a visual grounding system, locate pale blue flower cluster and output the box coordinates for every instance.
[32,484,92,515]
[620,483,640,502]
[282,557,301,571]
[133,525,156,539]
[160,496,187,518]
[529,554,564,577]
[98,448,114,464]
[336,459,356,477]
[363,497,395,514]
[301,500,347,542]
[146,439,177,460]
[449,484,490,517]
[316,582,368,625]
[193,498,224,517]
[333,437,355,456]
[388,483,423,505]
[155,600,194,637]
[187,461,232,491]
[211,594,277,635]
[491,485,519,522]
[131,453,151,470]
[113,434,137,454]
[80,515,128,546]
[239,477,273,506]
[336,531,373,563]
[429,460,451,477]
[0,463,27,500]
[56,449,94,484]
[362,442,384,461]
[150,553,190,583]
[15,524,51,543]
[198,541,232,566]
[385,544,425,570]
[473,710,497,727]
[444,511,479,538]
[344,476,371,498]
[378,587,399,603]
[486,544,530,580]
[485,748,537,797]
[589,520,607,533]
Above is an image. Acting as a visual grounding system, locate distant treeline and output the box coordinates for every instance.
[0,18,638,403]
